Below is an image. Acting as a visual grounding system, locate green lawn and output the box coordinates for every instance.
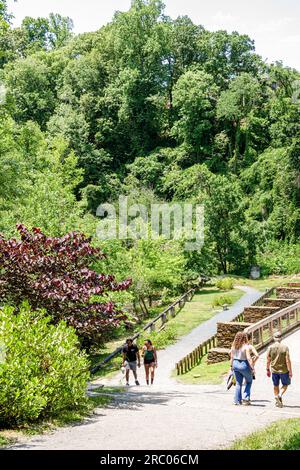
[168,288,243,338]
[230,419,300,450]
[233,275,300,292]
[174,354,230,385]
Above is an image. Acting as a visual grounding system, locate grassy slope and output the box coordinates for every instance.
[230,418,300,450]
[166,288,243,338]
[233,275,300,292]
[174,354,230,385]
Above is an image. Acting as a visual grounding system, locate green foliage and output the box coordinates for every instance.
[0,0,298,288]
[0,303,89,426]
[215,278,234,291]
[212,294,234,307]
[172,69,219,157]
[137,324,177,350]
[258,242,300,276]
[0,118,84,237]
[96,236,186,313]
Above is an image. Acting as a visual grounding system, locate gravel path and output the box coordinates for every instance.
[10,287,300,450]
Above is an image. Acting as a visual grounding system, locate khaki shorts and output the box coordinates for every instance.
[127,361,137,371]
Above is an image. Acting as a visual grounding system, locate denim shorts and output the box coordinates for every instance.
[272,372,291,387]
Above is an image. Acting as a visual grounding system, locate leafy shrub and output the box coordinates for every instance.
[0,224,131,346]
[137,325,177,350]
[258,243,300,276]
[212,294,234,308]
[0,303,90,426]
[215,278,234,291]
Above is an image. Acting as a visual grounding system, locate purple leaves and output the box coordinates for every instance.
[0,225,131,346]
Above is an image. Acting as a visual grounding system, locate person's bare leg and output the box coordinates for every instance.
[278,385,288,406]
[150,365,155,384]
[145,365,150,385]
[126,369,130,385]
[280,385,288,397]
[274,385,282,407]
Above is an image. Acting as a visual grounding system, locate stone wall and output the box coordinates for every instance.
[243,306,278,323]
[207,348,230,364]
[217,322,252,349]
[276,287,300,300]
[263,298,295,309]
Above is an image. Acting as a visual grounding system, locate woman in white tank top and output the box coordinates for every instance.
[230,332,259,405]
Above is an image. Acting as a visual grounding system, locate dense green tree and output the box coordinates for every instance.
[217,73,263,172]
[172,70,219,158]
[198,30,263,87]
[0,0,299,279]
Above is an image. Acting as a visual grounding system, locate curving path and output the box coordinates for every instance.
[10,287,300,450]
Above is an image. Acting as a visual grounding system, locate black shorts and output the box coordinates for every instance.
[144,359,155,366]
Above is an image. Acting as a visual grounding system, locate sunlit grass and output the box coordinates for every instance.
[174,354,230,385]
[232,275,300,292]
[230,419,300,450]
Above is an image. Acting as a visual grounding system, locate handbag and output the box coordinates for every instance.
[227,370,236,390]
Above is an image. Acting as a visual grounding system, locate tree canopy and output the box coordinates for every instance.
[0,0,299,279]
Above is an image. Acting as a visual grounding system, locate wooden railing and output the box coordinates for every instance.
[91,287,197,375]
[252,287,276,306]
[175,286,276,376]
[176,335,217,375]
[244,299,300,351]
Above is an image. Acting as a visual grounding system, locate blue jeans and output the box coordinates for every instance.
[233,359,253,404]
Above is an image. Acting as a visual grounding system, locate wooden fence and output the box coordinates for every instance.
[252,286,276,306]
[176,335,217,375]
[245,299,300,351]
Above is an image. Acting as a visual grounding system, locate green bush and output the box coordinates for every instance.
[215,278,234,291]
[0,303,90,426]
[258,243,300,276]
[137,325,177,350]
[212,294,234,308]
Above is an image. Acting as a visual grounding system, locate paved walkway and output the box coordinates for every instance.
[10,287,300,450]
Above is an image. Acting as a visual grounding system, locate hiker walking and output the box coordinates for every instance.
[230,332,259,405]
[142,339,157,385]
[266,331,292,408]
[122,338,140,387]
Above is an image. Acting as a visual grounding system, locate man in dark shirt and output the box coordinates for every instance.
[122,338,140,386]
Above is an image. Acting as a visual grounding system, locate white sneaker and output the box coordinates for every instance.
[275,396,283,408]
[242,399,251,406]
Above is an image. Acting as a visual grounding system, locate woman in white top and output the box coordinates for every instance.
[230,332,259,405]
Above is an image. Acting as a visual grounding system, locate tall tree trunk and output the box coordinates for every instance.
[234,120,241,174]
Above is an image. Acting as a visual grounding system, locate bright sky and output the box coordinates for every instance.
[7,0,300,71]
